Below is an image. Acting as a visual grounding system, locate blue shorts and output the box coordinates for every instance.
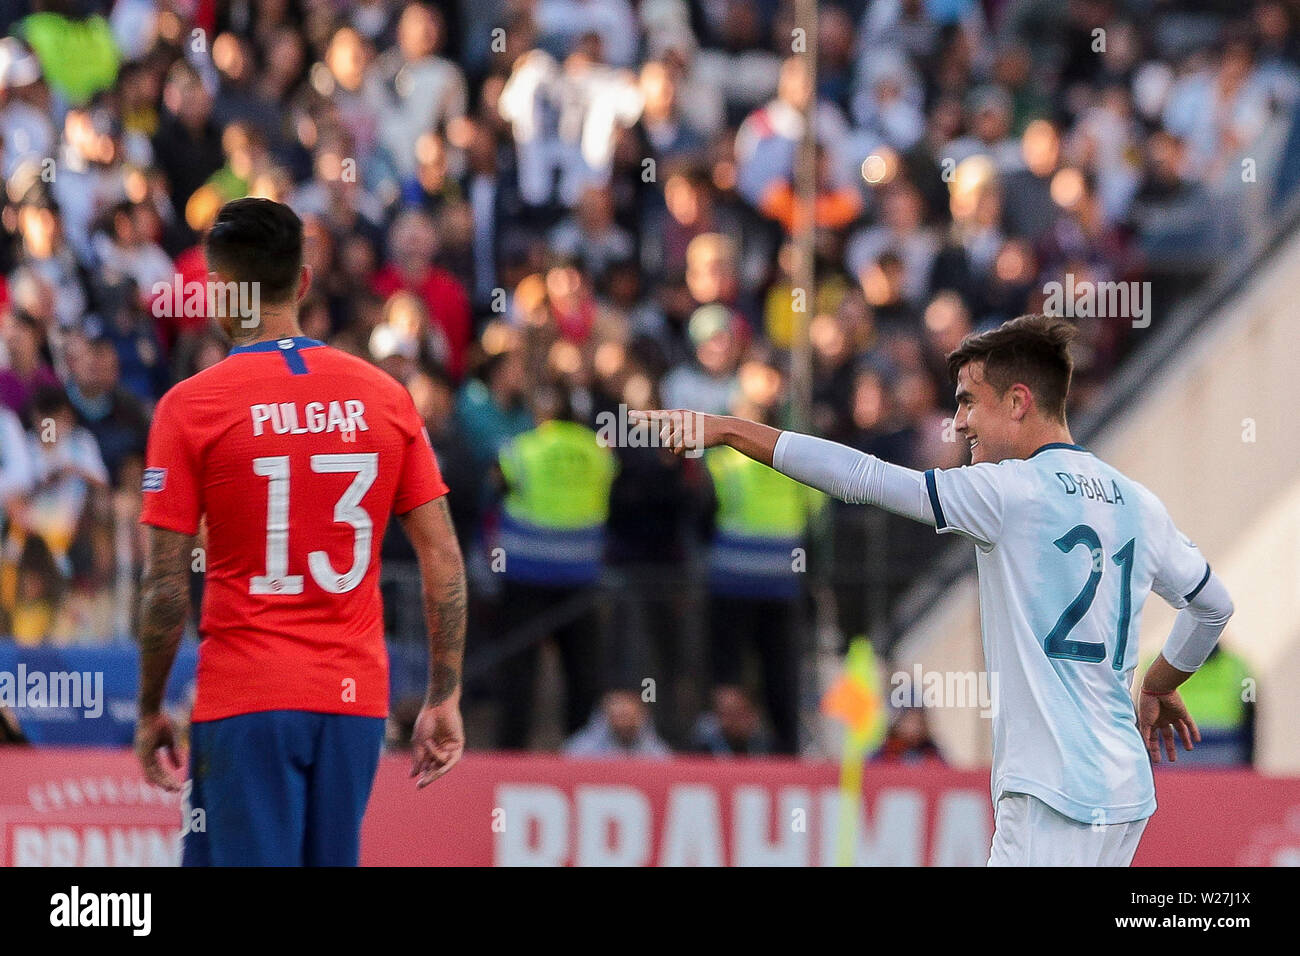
[183,710,385,867]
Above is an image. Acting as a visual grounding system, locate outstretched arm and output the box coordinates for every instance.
[626,410,782,465]
[629,410,935,524]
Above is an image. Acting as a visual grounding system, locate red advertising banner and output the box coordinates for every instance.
[1,750,1296,866]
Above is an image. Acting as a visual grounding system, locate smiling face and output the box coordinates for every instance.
[954,360,1024,465]
[946,314,1077,463]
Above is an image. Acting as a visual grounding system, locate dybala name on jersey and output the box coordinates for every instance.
[1054,470,1126,506]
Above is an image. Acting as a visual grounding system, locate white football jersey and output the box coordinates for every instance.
[925,443,1211,825]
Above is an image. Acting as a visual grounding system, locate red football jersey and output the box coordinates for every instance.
[140,337,448,722]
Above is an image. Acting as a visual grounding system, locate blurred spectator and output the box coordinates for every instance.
[400,130,459,218]
[689,685,773,756]
[602,399,713,748]
[372,209,472,380]
[1002,120,1062,243]
[945,86,1022,171]
[735,55,851,208]
[490,386,615,749]
[17,2,119,107]
[498,43,642,209]
[455,340,533,474]
[6,531,61,644]
[458,117,526,307]
[62,332,149,487]
[378,3,467,178]
[549,183,635,284]
[1,384,107,640]
[10,384,108,569]
[537,0,639,69]
[319,25,389,169]
[151,60,222,231]
[91,200,173,294]
[660,303,744,413]
[1163,35,1271,188]
[0,309,59,415]
[0,403,33,514]
[210,32,283,148]
[82,281,168,404]
[757,142,863,235]
[14,193,88,329]
[564,688,672,758]
[845,180,936,316]
[873,705,944,763]
[381,365,481,717]
[703,378,824,754]
[0,37,54,179]
[765,243,853,351]
[633,58,706,163]
[643,165,721,282]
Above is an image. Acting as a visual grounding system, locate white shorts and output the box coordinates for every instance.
[987,792,1149,867]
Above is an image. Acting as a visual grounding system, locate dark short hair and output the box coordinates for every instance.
[205,198,303,303]
[945,314,1076,422]
[29,383,72,421]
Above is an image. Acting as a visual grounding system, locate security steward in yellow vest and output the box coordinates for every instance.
[705,419,825,755]
[491,386,616,749]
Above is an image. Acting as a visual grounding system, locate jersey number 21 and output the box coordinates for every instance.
[1044,524,1135,671]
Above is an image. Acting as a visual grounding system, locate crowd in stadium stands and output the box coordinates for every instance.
[0,0,1288,759]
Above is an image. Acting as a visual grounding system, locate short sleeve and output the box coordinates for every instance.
[924,463,1013,551]
[392,391,449,515]
[140,390,201,535]
[1151,511,1211,609]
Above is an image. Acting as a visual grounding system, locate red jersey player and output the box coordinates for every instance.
[135,198,467,866]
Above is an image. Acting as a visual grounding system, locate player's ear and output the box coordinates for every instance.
[296,264,313,304]
[1008,383,1033,422]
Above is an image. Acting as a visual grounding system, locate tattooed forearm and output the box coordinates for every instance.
[402,497,467,708]
[425,570,467,705]
[137,527,194,716]
[424,498,467,706]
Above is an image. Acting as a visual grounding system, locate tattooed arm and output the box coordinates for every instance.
[134,525,194,792]
[399,496,467,787]
[401,496,467,705]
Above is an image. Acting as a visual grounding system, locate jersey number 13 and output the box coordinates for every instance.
[250,453,379,596]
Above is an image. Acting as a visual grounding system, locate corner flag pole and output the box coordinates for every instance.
[820,637,886,866]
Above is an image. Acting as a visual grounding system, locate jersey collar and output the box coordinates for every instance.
[1028,441,1088,458]
[228,336,325,355]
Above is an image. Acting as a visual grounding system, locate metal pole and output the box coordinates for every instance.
[789,0,818,434]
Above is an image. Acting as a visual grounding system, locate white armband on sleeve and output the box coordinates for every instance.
[771,431,934,525]
[1161,572,1235,672]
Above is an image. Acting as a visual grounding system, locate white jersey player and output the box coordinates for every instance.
[632,314,1234,866]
